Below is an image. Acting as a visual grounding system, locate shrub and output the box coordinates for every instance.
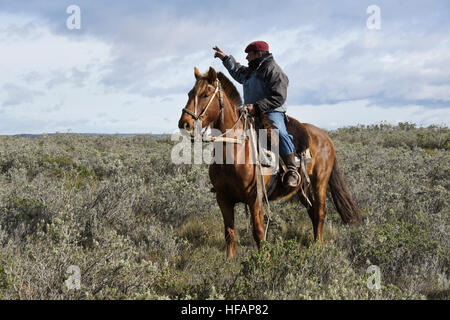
[0,123,448,299]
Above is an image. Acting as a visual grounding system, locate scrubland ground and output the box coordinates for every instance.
[0,123,448,299]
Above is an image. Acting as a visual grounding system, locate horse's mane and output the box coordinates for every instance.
[217,72,242,108]
[193,70,242,108]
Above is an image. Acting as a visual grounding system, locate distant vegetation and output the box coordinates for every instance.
[0,123,448,299]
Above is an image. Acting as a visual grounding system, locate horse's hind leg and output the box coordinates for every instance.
[311,180,328,243]
[217,195,236,259]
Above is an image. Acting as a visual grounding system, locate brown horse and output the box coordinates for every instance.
[178,66,360,258]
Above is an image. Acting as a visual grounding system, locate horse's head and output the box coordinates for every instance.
[178,66,224,137]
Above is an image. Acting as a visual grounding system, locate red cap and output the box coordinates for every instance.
[245,41,269,53]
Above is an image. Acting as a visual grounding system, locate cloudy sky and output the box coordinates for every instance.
[0,0,449,134]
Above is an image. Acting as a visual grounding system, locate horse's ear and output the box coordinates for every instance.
[207,67,217,84]
[194,67,202,80]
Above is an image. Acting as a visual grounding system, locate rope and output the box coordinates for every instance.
[247,115,273,241]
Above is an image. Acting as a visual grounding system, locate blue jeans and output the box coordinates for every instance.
[266,112,296,156]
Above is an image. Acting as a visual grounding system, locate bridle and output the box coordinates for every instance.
[182,79,225,122]
[181,78,248,144]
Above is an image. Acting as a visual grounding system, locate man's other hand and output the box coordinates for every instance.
[244,104,257,116]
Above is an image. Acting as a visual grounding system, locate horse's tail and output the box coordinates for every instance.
[328,157,361,224]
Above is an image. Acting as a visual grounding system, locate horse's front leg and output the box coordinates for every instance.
[248,197,265,250]
[217,194,236,259]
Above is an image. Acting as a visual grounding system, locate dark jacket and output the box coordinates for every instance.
[222,53,289,113]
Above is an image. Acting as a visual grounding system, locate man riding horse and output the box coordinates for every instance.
[179,48,360,257]
[213,41,301,188]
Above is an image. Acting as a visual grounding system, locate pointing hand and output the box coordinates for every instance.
[213,46,227,60]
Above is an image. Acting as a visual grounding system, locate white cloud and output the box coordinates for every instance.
[0,2,449,134]
[2,83,43,107]
[247,26,450,107]
[0,12,193,134]
[288,100,450,130]
[0,14,111,76]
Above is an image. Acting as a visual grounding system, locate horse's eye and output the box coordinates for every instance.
[202,94,209,98]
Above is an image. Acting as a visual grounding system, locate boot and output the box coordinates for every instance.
[281,152,301,188]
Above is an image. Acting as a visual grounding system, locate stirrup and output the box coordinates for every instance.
[282,170,301,187]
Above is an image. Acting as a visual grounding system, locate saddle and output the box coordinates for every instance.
[254,113,312,199]
[259,143,312,197]
[210,112,312,205]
